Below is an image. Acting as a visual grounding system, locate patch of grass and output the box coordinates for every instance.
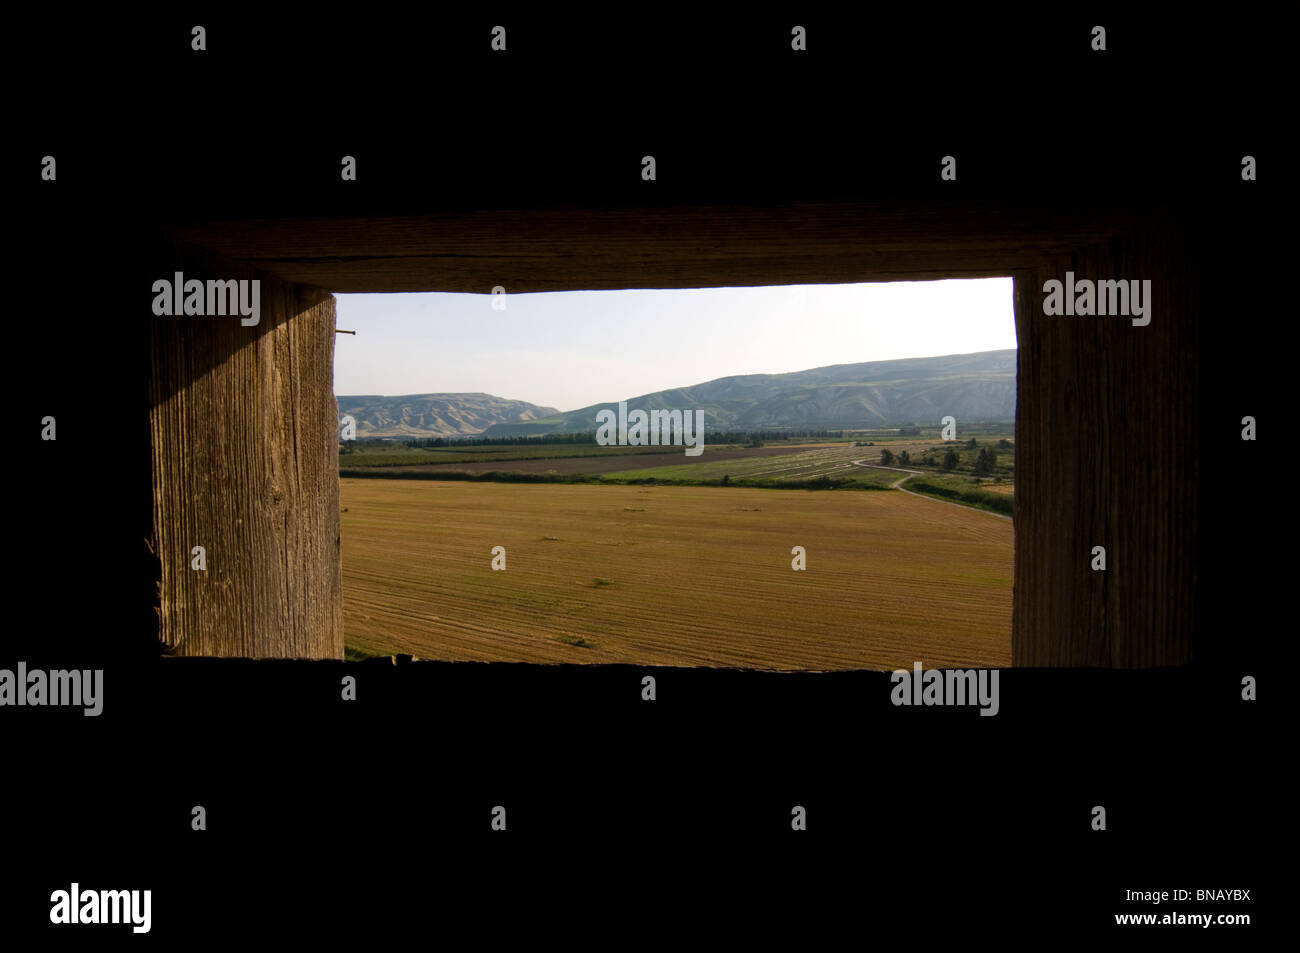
[340,467,892,490]
[340,442,904,490]
[906,479,1014,517]
[593,577,614,587]
[344,645,382,661]
[339,442,690,468]
[556,634,598,648]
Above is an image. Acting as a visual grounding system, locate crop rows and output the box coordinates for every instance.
[341,478,1013,670]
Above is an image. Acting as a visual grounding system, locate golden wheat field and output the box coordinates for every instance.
[340,478,1013,670]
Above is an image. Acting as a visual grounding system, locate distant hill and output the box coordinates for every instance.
[337,350,1016,438]
[336,393,560,438]
[480,349,1017,437]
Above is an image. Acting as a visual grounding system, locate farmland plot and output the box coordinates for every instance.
[341,478,1012,670]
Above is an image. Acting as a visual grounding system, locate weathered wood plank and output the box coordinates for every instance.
[162,201,1135,294]
[149,241,342,658]
[1013,221,1198,666]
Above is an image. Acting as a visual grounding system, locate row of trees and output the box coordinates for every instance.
[711,429,846,441]
[973,447,1000,476]
[879,449,918,466]
[399,428,855,449]
[882,446,1001,473]
[403,432,598,448]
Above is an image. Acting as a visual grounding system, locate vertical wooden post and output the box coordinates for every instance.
[1013,224,1198,666]
[149,241,343,658]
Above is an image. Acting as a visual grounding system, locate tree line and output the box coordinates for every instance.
[879,441,1006,474]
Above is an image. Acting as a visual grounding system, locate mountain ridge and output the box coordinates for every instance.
[338,349,1017,438]
[336,392,560,438]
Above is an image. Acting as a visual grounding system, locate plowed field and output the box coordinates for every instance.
[341,478,1012,670]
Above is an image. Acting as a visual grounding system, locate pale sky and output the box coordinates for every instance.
[334,278,1016,412]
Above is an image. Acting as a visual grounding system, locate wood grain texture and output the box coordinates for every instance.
[149,241,342,658]
[162,201,1137,293]
[1013,220,1198,666]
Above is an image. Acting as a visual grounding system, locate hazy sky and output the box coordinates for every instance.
[334,278,1015,412]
